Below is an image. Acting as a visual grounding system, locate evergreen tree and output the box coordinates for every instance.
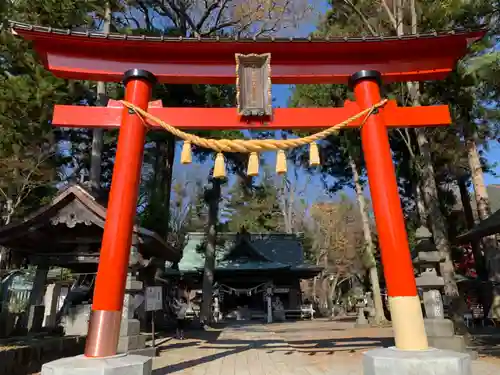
[0,1,104,224]
[225,170,284,233]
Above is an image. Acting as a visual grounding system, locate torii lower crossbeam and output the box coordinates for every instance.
[53,99,451,130]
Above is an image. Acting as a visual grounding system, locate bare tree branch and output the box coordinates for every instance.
[342,0,378,36]
[380,0,398,31]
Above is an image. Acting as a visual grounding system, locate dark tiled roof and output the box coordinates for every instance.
[9,20,486,44]
[176,232,309,272]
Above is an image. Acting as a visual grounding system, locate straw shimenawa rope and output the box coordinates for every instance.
[121,99,388,178]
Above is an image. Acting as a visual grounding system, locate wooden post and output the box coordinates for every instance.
[85,69,156,357]
[350,70,428,350]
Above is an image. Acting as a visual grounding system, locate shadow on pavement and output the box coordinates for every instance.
[151,335,394,374]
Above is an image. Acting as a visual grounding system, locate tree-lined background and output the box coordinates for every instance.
[1,0,500,324]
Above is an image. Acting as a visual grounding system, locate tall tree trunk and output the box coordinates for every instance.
[328,272,340,315]
[163,134,175,238]
[200,179,221,325]
[458,176,487,279]
[466,132,491,221]
[312,252,322,303]
[396,0,458,297]
[89,82,105,193]
[149,135,176,239]
[414,126,458,296]
[458,176,491,315]
[415,183,428,226]
[458,176,476,230]
[415,120,469,340]
[89,4,111,194]
[403,0,470,339]
[160,135,176,238]
[466,131,500,319]
[347,151,386,324]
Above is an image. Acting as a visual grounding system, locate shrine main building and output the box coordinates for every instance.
[165,230,321,320]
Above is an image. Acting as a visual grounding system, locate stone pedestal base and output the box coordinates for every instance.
[41,354,152,375]
[427,336,467,353]
[424,319,468,353]
[119,275,155,357]
[63,304,91,336]
[363,347,471,375]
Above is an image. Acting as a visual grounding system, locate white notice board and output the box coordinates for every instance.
[145,286,163,311]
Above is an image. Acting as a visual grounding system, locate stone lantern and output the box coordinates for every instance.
[353,286,369,326]
[413,226,468,353]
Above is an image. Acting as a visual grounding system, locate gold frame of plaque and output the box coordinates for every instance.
[235,53,272,117]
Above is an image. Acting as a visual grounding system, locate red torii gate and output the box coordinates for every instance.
[11,22,485,358]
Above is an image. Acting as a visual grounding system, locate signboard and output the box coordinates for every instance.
[145,286,163,312]
[235,53,272,117]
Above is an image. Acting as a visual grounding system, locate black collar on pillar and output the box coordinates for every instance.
[123,69,158,85]
[348,70,382,89]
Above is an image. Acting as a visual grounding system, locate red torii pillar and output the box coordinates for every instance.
[52,70,450,356]
[84,69,157,356]
[350,71,426,350]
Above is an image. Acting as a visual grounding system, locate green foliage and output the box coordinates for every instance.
[289,84,359,193]
[291,0,500,230]
[225,170,284,232]
[0,1,103,223]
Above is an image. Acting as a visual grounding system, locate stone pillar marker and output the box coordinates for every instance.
[266,286,273,324]
[43,282,62,329]
[213,296,221,323]
[25,266,49,332]
[423,290,445,319]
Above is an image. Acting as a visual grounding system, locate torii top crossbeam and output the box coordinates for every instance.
[11,21,484,84]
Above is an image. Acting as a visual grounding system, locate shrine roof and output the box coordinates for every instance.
[0,184,179,262]
[10,21,487,84]
[456,208,500,243]
[172,232,320,275]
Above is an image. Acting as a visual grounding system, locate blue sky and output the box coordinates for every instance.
[173,0,500,201]
[171,1,333,202]
[89,1,500,204]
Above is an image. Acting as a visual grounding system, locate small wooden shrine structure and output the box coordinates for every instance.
[0,184,179,273]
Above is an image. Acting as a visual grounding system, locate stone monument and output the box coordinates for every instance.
[413,226,467,353]
[118,273,155,357]
[353,287,369,326]
[118,238,156,357]
[265,286,273,323]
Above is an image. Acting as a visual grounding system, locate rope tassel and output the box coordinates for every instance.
[213,153,226,179]
[181,141,192,164]
[247,152,259,177]
[119,99,387,177]
[276,150,287,175]
[309,142,320,167]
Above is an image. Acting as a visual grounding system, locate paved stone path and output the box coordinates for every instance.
[152,320,500,375]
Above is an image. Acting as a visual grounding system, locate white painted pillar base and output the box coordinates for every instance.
[389,295,428,350]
